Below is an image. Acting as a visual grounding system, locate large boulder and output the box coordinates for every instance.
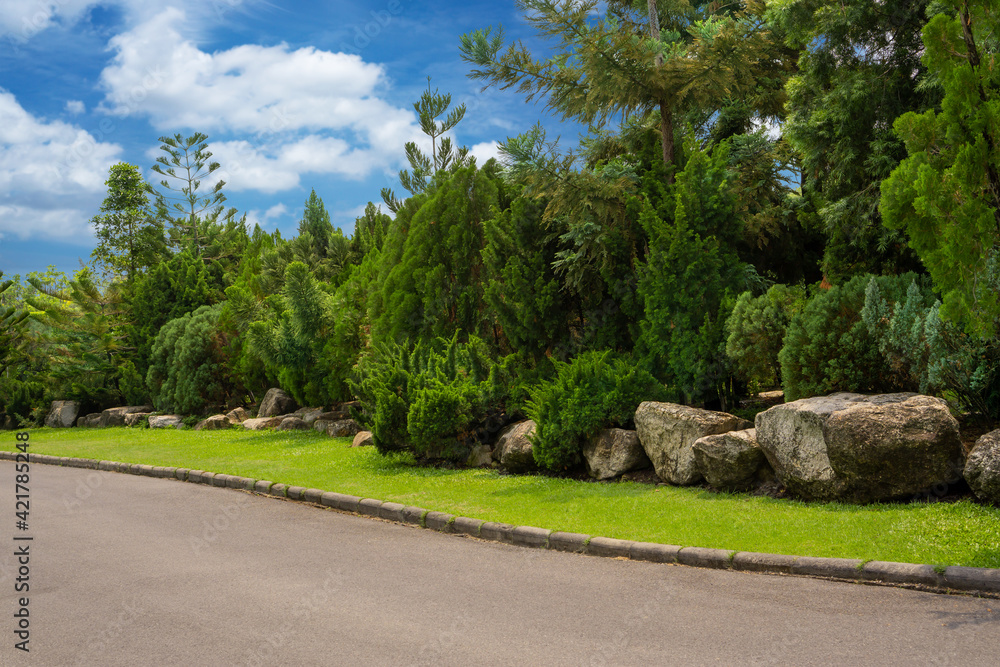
[634,402,751,485]
[225,407,249,424]
[582,428,651,480]
[494,421,537,473]
[149,415,184,429]
[692,428,769,491]
[45,400,80,428]
[77,413,102,428]
[315,419,362,437]
[242,417,283,431]
[352,431,374,448]
[466,444,493,467]
[258,388,297,418]
[194,415,231,431]
[755,392,964,503]
[296,408,325,427]
[99,405,154,428]
[124,412,151,427]
[965,429,1000,505]
[276,416,310,431]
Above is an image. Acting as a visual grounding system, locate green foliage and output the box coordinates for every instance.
[89,162,166,283]
[725,284,807,389]
[147,304,227,414]
[863,277,1000,423]
[351,336,507,461]
[244,262,351,406]
[770,0,937,280]
[779,273,924,401]
[526,350,669,471]
[351,202,392,258]
[128,250,216,376]
[637,141,745,405]
[0,272,31,378]
[372,165,500,346]
[880,0,1000,339]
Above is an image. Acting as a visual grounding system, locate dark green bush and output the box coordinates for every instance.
[526,351,671,471]
[863,277,1000,423]
[779,273,924,401]
[351,336,510,461]
[147,304,227,414]
[725,284,807,390]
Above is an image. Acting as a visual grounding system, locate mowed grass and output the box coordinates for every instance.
[6,427,1000,568]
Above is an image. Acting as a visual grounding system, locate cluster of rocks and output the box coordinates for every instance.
[486,392,1000,506]
[37,388,1000,506]
[39,387,364,440]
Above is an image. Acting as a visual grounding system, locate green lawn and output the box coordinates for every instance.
[7,427,1000,568]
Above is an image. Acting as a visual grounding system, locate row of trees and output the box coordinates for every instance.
[2,0,997,469]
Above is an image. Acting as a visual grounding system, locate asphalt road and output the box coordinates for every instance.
[0,461,997,666]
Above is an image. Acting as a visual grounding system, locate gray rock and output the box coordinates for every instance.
[225,407,249,424]
[755,392,964,502]
[352,431,374,448]
[124,412,151,427]
[257,388,297,418]
[297,408,325,427]
[323,419,361,437]
[494,421,537,473]
[582,428,651,480]
[634,402,751,485]
[693,428,769,491]
[77,413,102,427]
[276,416,310,431]
[99,405,154,427]
[148,415,184,429]
[194,415,231,431]
[466,444,493,467]
[45,400,80,428]
[242,417,283,431]
[965,429,1000,505]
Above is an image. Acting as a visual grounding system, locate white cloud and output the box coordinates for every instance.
[98,8,423,190]
[469,141,501,165]
[65,100,85,114]
[0,89,121,241]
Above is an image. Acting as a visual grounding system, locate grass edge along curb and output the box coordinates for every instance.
[8,451,999,599]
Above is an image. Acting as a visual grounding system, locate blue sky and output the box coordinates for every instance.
[0,0,585,279]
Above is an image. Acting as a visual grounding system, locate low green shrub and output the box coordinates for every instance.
[779,273,924,401]
[526,351,671,471]
[147,304,228,414]
[725,284,807,389]
[351,336,512,461]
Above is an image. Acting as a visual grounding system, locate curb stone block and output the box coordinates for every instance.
[254,480,274,494]
[174,468,189,481]
[943,566,1000,594]
[198,471,216,484]
[212,474,230,488]
[267,483,287,497]
[138,464,154,476]
[98,461,114,471]
[512,526,550,549]
[548,532,590,553]
[285,486,306,500]
[424,512,455,532]
[862,561,944,588]
[358,498,383,516]
[227,476,253,490]
[378,502,405,522]
[161,467,177,479]
[732,552,797,574]
[401,506,428,526]
[303,488,325,504]
[187,470,205,483]
[451,516,484,537]
[129,464,144,475]
[630,542,681,564]
[792,557,863,580]
[677,547,734,569]
[319,492,359,512]
[586,537,634,558]
[480,522,516,544]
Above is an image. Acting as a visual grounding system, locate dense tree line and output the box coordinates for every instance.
[2,0,997,469]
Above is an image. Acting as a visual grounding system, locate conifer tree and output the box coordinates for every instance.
[90,162,165,283]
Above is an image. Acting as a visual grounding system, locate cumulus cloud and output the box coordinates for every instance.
[0,89,121,241]
[99,8,423,188]
[65,100,85,114]
[469,141,501,165]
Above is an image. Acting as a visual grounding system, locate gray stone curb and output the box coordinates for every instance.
[12,452,1000,598]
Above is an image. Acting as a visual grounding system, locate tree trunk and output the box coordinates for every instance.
[646,0,674,183]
